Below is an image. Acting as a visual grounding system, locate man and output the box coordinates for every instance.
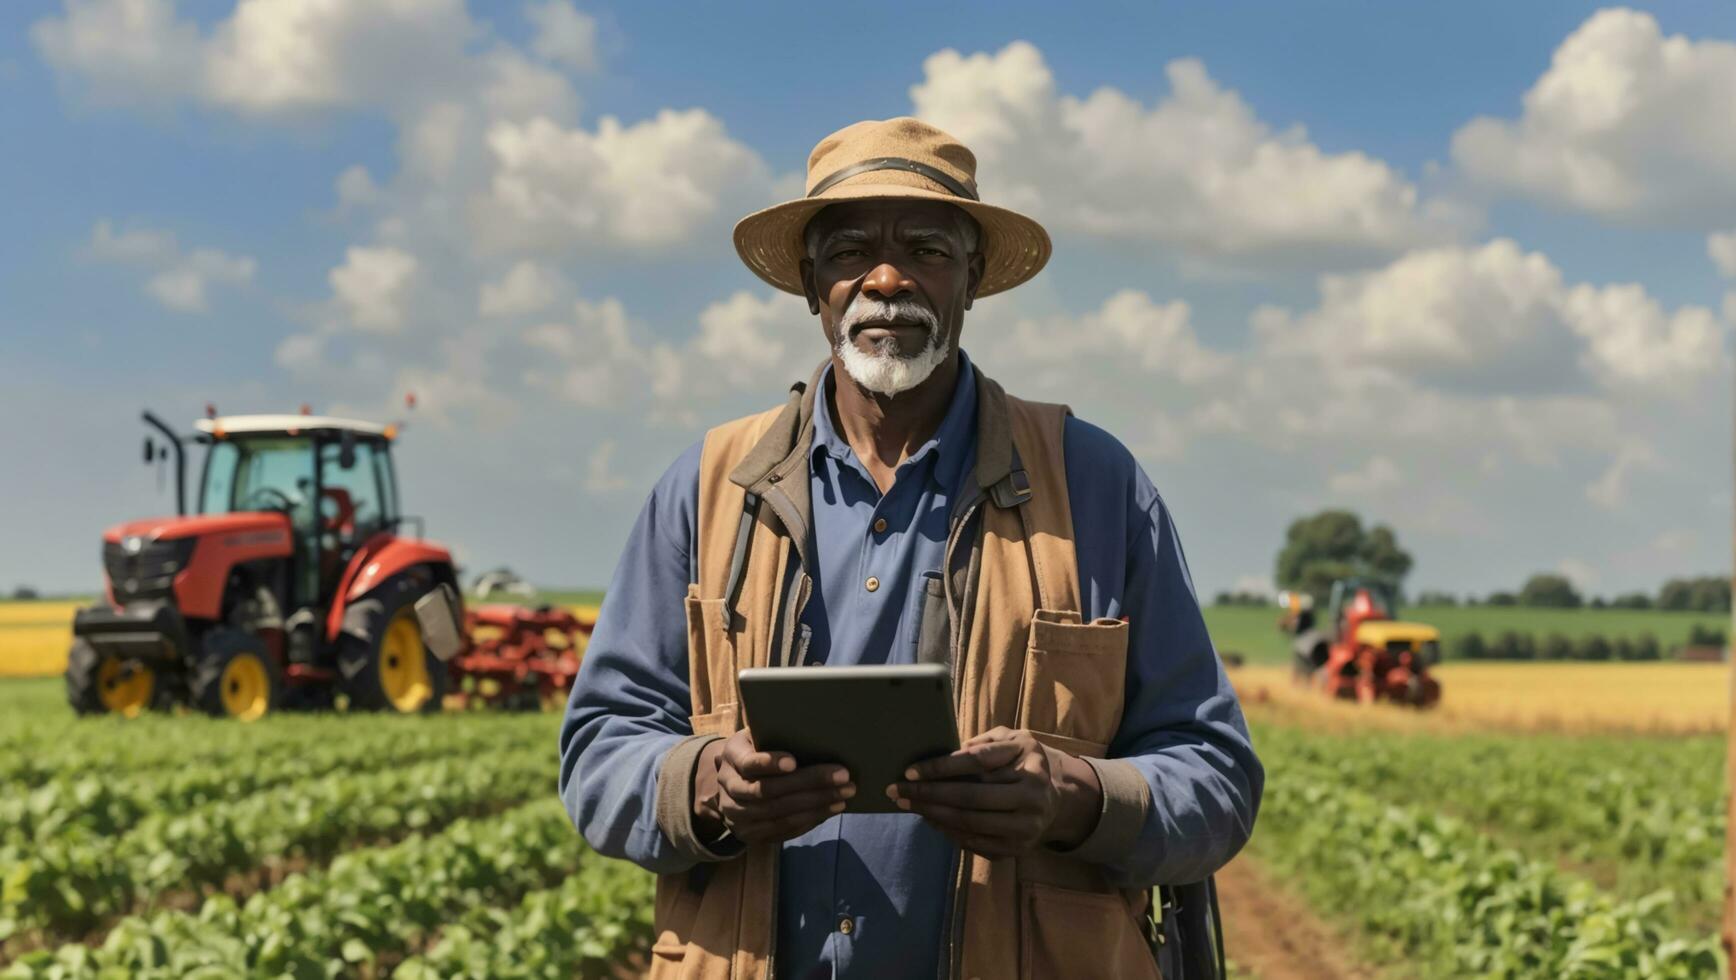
[560,117,1261,980]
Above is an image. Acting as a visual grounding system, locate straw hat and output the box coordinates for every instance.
[733,117,1051,298]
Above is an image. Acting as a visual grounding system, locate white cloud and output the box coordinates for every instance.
[335,165,380,212]
[912,42,1461,260]
[1328,456,1402,496]
[479,260,564,317]
[693,291,811,388]
[1556,558,1600,590]
[32,0,201,102]
[526,0,598,73]
[201,0,480,115]
[1451,8,1736,223]
[1709,231,1736,279]
[1561,282,1725,390]
[992,290,1226,382]
[583,440,628,493]
[35,0,572,122]
[273,332,326,371]
[88,220,255,313]
[330,245,417,332]
[1586,443,1654,510]
[1254,238,1723,396]
[476,109,772,251]
[522,297,670,407]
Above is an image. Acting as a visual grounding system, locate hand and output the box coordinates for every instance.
[888,727,1101,858]
[693,729,854,844]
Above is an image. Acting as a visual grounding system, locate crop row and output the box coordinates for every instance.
[0,748,553,942]
[1255,773,1721,977]
[0,799,606,979]
[0,711,550,789]
[393,841,655,978]
[1251,721,1723,929]
[2,720,550,847]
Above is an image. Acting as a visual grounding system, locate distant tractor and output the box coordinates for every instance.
[68,409,589,721]
[1279,578,1441,708]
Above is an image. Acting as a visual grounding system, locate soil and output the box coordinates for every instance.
[1214,855,1386,980]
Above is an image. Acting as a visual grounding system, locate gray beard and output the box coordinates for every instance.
[834,297,949,396]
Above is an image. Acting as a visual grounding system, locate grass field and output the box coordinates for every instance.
[1205,603,1730,665]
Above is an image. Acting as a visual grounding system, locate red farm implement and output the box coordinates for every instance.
[446,604,594,710]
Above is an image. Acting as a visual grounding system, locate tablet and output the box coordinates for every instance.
[737,663,959,814]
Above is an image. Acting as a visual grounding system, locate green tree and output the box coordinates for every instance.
[1452,632,1486,660]
[1519,574,1583,608]
[1274,510,1414,605]
[1578,634,1612,661]
[1540,633,1574,661]
[1660,576,1732,612]
[1634,632,1661,660]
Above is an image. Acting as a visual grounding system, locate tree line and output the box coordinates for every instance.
[1241,510,1729,613]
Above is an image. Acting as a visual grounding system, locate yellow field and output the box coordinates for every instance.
[0,603,602,678]
[1230,661,1730,735]
[0,600,82,625]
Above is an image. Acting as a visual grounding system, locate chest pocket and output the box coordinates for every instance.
[1015,610,1129,755]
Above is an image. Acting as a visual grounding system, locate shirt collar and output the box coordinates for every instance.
[811,349,978,492]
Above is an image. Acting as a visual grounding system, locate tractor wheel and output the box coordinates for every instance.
[66,638,158,717]
[338,582,447,714]
[190,629,281,721]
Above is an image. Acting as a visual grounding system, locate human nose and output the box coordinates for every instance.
[860,261,912,300]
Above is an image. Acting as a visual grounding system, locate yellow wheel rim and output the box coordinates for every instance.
[380,610,433,712]
[97,659,154,717]
[220,654,271,721]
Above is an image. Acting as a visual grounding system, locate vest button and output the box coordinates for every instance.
[865,577,880,593]
[838,916,855,935]
[872,518,887,534]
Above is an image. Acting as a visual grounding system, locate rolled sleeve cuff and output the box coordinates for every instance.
[654,733,744,863]
[1064,757,1152,865]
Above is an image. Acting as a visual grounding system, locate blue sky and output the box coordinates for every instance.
[3,1,1732,599]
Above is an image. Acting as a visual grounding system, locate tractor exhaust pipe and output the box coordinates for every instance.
[141,410,186,516]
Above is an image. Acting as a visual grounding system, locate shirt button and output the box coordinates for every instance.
[838,916,855,935]
[872,518,887,534]
[865,577,880,593]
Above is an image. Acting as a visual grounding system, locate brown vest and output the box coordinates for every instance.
[649,366,1159,980]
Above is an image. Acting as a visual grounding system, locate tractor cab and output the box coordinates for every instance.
[68,408,459,721]
[193,415,402,610]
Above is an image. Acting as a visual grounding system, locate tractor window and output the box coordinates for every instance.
[319,439,386,540]
[200,441,240,513]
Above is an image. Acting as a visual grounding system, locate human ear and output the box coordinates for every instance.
[962,251,986,311]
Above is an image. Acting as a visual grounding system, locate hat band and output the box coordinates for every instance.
[807,157,979,202]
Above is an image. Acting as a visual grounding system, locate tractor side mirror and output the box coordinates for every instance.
[338,430,357,470]
[143,436,155,465]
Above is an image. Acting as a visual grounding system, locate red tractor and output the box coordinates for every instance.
[68,409,588,720]
[1279,578,1441,708]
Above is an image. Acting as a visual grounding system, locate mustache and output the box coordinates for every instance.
[839,296,940,334]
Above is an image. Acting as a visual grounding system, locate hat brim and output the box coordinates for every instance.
[733,182,1051,299]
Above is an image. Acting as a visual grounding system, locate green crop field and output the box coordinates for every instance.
[0,677,653,978]
[1204,603,1730,665]
[0,672,1722,979]
[1243,716,1725,976]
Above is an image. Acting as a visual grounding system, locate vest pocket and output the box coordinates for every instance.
[1016,611,1129,749]
[1020,882,1161,980]
[684,591,739,718]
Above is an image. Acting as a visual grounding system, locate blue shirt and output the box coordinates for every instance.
[559,351,1262,980]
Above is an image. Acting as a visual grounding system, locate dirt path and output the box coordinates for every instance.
[1215,855,1386,980]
